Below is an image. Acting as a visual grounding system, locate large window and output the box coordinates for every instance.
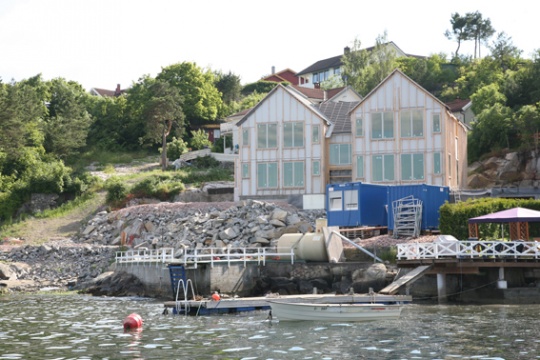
[400,110,424,137]
[372,154,394,181]
[257,123,277,148]
[330,144,351,165]
[283,161,304,187]
[401,153,424,180]
[356,156,364,178]
[284,122,304,147]
[371,111,394,139]
[355,117,363,137]
[433,114,441,133]
[434,152,441,174]
[257,163,278,188]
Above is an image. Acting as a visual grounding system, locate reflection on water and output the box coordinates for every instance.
[0,294,539,359]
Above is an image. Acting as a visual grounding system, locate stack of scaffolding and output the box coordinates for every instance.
[392,195,423,238]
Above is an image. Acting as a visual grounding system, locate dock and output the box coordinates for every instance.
[164,293,413,315]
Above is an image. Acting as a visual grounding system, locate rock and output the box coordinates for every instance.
[271,209,288,222]
[0,263,14,280]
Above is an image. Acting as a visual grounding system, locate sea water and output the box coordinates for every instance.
[0,294,539,359]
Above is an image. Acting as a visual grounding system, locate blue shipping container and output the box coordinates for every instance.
[326,183,387,227]
[386,184,449,230]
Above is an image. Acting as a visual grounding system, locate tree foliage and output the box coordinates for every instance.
[157,62,222,123]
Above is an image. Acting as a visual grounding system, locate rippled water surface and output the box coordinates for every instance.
[1,294,539,359]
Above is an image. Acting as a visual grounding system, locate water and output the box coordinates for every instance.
[1,294,539,359]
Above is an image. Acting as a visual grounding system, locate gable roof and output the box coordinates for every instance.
[89,84,126,97]
[296,41,414,76]
[351,68,451,114]
[236,84,331,127]
[327,86,363,102]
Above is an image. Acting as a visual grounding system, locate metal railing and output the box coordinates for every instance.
[115,248,174,263]
[115,246,295,267]
[397,240,540,260]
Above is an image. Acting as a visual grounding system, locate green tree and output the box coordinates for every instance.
[489,32,522,71]
[341,37,371,95]
[157,62,222,124]
[142,79,184,170]
[468,11,496,59]
[468,103,514,161]
[214,70,242,105]
[514,104,540,149]
[445,12,474,58]
[86,94,128,150]
[44,78,92,160]
[470,83,507,115]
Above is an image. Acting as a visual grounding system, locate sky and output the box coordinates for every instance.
[0,0,537,91]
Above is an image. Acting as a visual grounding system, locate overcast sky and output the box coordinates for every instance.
[1,0,537,91]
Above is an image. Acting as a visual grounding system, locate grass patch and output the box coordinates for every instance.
[33,193,98,219]
[67,149,157,170]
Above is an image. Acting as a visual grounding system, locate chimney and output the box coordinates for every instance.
[344,46,350,54]
[271,66,275,74]
[115,84,121,96]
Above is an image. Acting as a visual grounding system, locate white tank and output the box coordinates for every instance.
[276,233,328,262]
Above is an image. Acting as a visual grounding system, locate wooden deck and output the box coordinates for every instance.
[164,293,412,315]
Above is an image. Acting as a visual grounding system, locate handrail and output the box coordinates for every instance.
[397,240,540,260]
[115,248,174,263]
[175,279,197,316]
[115,246,295,267]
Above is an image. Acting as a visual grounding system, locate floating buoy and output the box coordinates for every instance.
[123,313,143,330]
[211,291,221,301]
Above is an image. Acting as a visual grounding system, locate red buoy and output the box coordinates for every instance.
[123,313,143,330]
[211,292,221,301]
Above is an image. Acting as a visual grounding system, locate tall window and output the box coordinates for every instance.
[401,153,424,180]
[283,161,304,187]
[355,117,363,137]
[242,129,249,146]
[312,125,320,143]
[372,154,394,181]
[334,67,341,75]
[371,112,394,139]
[356,156,364,178]
[400,110,424,137]
[313,73,319,83]
[433,114,441,133]
[312,160,320,176]
[434,152,441,174]
[257,123,277,148]
[241,163,249,178]
[257,163,278,188]
[330,144,351,165]
[284,122,304,148]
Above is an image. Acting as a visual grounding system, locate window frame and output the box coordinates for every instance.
[329,143,351,165]
[433,113,441,133]
[257,162,278,188]
[355,117,363,137]
[241,163,249,179]
[312,160,320,176]
[434,152,441,175]
[400,110,424,138]
[283,161,304,188]
[371,111,394,139]
[372,154,395,182]
[356,155,364,178]
[242,129,249,146]
[284,122,304,148]
[312,125,320,144]
[401,153,425,180]
[257,123,277,149]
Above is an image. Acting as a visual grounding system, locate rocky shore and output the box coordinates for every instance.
[0,199,430,296]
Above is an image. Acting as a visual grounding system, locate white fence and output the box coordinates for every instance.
[116,247,295,268]
[397,240,540,260]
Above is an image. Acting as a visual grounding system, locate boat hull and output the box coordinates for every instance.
[268,301,402,322]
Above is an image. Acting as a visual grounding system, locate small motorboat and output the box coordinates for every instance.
[267,301,402,322]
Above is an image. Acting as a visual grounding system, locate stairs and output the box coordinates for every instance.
[168,265,187,298]
[392,195,423,238]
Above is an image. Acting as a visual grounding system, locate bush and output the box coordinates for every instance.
[164,137,188,161]
[129,174,185,201]
[191,155,220,169]
[105,177,128,204]
[189,129,212,150]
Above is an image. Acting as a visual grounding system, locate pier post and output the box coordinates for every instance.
[437,273,447,303]
[497,267,507,289]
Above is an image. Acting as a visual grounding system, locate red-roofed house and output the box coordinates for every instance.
[89,84,126,97]
[261,67,298,84]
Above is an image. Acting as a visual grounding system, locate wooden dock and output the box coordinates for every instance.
[164,293,412,315]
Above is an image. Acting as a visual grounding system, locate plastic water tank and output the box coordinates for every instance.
[276,233,328,261]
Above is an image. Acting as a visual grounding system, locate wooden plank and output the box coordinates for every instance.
[379,265,433,295]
